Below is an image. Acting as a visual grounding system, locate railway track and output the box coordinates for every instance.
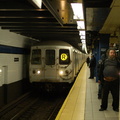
[0,90,68,120]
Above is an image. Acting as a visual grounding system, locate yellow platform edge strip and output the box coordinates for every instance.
[55,63,87,120]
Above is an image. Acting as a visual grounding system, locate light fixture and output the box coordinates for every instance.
[77,21,85,29]
[71,3,84,20]
[61,1,66,10]
[31,0,42,8]
[81,35,85,39]
[81,39,86,43]
[79,31,85,36]
[71,2,88,54]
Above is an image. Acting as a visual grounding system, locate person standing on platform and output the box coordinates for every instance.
[86,56,90,66]
[97,54,106,99]
[99,48,120,112]
[89,54,96,79]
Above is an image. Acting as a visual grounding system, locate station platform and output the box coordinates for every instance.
[55,63,119,120]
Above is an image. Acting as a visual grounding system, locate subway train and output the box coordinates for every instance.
[29,41,87,91]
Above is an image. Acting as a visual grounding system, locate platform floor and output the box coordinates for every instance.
[85,65,119,120]
[56,63,119,120]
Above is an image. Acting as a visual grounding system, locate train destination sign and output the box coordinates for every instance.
[61,53,68,61]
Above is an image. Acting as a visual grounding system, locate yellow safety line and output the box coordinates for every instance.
[55,63,87,120]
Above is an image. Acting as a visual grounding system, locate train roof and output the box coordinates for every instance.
[32,40,72,47]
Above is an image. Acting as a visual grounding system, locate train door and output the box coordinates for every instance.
[44,49,57,80]
[75,52,77,75]
[73,51,76,76]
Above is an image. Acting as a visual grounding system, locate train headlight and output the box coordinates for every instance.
[37,70,41,74]
[33,69,41,75]
[59,70,64,75]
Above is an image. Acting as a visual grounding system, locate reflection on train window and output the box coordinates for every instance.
[59,49,70,64]
[46,50,55,65]
[31,49,41,64]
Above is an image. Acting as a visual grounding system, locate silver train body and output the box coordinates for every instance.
[29,41,86,90]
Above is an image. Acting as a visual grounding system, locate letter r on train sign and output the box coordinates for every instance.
[61,53,68,61]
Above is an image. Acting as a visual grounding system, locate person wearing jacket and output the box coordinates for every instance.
[97,54,106,99]
[99,48,120,112]
[89,54,96,79]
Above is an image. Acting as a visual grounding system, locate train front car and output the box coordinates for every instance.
[29,41,82,91]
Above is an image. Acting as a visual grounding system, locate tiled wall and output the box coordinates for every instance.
[0,29,30,86]
[0,29,31,106]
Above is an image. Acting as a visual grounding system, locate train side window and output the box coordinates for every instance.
[59,49,70,64]
[31,49,41,64]
[46,50,55,65]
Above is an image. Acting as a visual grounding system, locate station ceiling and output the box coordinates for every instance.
[0,0,116,51]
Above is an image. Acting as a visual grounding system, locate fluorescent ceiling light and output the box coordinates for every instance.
[85,46,88,54]
[81,35,85,39]
[61,1,66,10]
[77,21,85,29]
[82,43,88,54]
[71,3,84,20]
[81,40,86,43]
[79,31,85,36]
[32,0,42,8]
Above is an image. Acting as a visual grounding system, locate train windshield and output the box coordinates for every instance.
[45,50,55,65]
[59,49,70,64]
[31,49,41,64]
